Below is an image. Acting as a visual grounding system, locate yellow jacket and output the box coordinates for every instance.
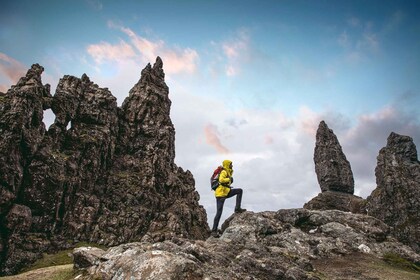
[215,160,233,197]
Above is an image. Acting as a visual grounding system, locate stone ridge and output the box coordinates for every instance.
[0,58,209,275]
[367,132,420,252]
[74,209,420,279]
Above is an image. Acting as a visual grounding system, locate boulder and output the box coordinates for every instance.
[304,191,366,214]
[73,247,107,269]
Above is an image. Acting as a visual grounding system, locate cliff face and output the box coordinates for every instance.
[367,132,420,252]
[0,58,209,275]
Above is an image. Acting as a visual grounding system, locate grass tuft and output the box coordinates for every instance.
[382,252,420,272]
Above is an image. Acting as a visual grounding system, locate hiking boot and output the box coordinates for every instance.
[234,207,246,213]
[211,230,220,238]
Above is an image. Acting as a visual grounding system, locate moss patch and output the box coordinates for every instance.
[21,242,107,273]
[382,252,420,272]
[0,264,76,280]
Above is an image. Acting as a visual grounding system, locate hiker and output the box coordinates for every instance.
[211,159,246,237]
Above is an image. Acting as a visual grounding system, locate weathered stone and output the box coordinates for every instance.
[73,247,107,269]
[0,58,209,275]
[305,121,365,213]
[76,210,420,280]
[304,191,366,214]
[4,204,32,232]
[367,132,420,252]
[314,121,354,193]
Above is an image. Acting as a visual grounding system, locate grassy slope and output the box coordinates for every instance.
[312,252,420,280]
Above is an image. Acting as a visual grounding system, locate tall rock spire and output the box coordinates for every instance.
[314,121,354,194]
[304,121,365,213]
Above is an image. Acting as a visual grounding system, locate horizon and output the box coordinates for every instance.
[1,0,419,225]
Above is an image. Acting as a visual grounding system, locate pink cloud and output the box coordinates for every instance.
[298,106,323,137]
[265,135,274,145]
[204,124,230,154]
[91,24,199,75]
[0,52,27,83]
[87,40,136,64]
[221,30,250,77]
[0,84,8,92]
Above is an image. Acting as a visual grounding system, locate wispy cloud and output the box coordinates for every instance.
[87,40,136,64]
[204,124,230,154]
[338,16,382,63]
[0,52,27,82]
[221,30,250,77]
[347,17,361,27]
[87,21,199,75]
[86,0,103,11]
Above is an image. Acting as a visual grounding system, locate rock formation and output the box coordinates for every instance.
[314,121,354,193]
[367,132,420,252]
[304,121,365,213]
[74,209,420,279]
[0,58,209,275]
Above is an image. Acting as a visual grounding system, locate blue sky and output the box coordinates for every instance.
[1,0,420,225]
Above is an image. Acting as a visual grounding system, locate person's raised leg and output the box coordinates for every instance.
[227,188,246,213]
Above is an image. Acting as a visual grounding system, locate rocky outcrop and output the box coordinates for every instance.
[304,191,365,213]
[305,121,365,213]
[0,58,209,275]
[75,210,420,279]
[367,132,420,252]
[314,121,354,193]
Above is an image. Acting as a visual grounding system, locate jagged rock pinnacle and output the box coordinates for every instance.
[314,120,354,194]
[367,132,420,252]
[0,58,209,275]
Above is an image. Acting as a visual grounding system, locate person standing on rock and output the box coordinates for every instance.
[211,159,246,237]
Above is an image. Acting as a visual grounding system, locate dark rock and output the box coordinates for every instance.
[4,204,32,232]
[314,121,354,193]
[0,58,209,275]
[76,210,420,279]
[367,132,420,252]
[304,191,366,214]
[73,247,107,269]
[305,121,365,213]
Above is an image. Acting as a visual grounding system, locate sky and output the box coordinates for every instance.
[1,0,420,227]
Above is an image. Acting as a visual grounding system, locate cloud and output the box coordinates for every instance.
[221,30,250,77]
[87,22,199,75]
[357,32,379,53]
[347,17,361,27]
[0,52,27,83]
[338,16,382,63]
[338,31,350,48]
[86,0,103,11]
[0,84,8,92]
[204,124,230,154]
[87,40,136,64]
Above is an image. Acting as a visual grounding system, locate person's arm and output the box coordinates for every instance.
[219,170,231,186]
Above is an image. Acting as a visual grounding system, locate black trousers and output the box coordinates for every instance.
[212,188,243,231]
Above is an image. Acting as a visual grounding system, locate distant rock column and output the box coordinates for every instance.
[367,132,420,252]
[314,121,354,194]
[304,121,365,213]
